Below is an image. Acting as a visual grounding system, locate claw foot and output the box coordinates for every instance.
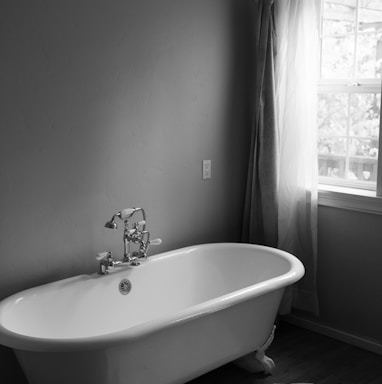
[254,351,275,374]
[234,325,276,375]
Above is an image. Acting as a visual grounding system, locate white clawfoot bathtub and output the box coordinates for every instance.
[0,243,304,384]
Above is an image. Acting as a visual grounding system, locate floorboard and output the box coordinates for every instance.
[187,322,382,384]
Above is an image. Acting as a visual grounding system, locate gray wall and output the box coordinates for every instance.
[292,205,382,346]
[0,1,250,381]
[317,206,382,343]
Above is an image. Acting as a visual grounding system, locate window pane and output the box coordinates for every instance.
[318,93,348,140]
[349,137,378,157]
[318,136,348,156]
[360,0,382,11]
[318,156,346,178]
[321,36,355,78]
[357,33,382,78]
[321,0,356,78]
[323,0,356,36]
[358,1,382,77]
[359,0,382,31]
[318,92,380,185]
[350,93,380,140]
[349,156,378,181]
[318,92,348,177]
[323,7,355,36]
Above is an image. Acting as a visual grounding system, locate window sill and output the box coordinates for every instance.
[318,185,382,215]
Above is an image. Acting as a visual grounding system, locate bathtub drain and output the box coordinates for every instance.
[119,279,132,295]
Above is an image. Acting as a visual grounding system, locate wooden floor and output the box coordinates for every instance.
[187,322,382,384]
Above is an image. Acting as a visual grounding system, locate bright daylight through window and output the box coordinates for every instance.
[318,0,382,192]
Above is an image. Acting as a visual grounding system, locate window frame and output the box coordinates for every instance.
[317,0,382,212]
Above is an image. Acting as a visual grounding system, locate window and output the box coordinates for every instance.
[318,0,382,193]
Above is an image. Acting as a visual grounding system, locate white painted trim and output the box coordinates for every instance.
[318,187,382,215]
[283,314,382,356]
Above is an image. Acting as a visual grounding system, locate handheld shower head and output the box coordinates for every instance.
[104,208,142,230]
[104,215,118,229]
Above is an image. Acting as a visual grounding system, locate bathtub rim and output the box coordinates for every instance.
[0,242,304,352]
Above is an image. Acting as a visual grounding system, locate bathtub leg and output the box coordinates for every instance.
[254,325,276,374]
[234,325,276,375]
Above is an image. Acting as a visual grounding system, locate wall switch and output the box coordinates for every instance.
[202,160,211,179]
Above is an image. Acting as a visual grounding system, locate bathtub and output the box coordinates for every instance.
[0,243,304,384]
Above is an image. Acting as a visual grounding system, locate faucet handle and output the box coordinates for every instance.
[149,238,162,246]
[96,251,113,275]
[96,251,113,261]
[119,208,136,220]
[135,220,146,226]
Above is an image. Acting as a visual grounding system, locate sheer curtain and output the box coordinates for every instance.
[275,0,320,314]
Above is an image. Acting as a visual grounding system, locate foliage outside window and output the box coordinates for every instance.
[318,0,382,191]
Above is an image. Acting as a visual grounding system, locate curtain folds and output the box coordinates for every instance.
[242,0,278,248]
[243,0,319,315]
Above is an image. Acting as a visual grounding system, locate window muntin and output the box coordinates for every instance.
[318,0,382,190]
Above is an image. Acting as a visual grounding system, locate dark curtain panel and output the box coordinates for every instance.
[242,0,278,247]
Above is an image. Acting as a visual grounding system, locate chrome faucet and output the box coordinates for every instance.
[98,208,161,274]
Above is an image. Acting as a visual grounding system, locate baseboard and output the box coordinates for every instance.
[282,314,382,356]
